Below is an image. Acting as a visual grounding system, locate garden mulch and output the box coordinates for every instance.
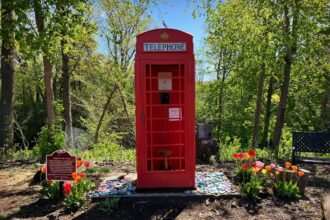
[0,160,329,219]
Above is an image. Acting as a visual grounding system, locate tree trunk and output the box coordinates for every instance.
[217,79,225,140]
[272,2,298,158]
[261,76,274,147]
[117,85,133,126]
[14,114,29,150]
[43,58,56,125]
[94,84,118,144]
[34,0,55,125]
[0,0,16,150]
[252,63,266,148]
[53,66,58,100]
[320,81,330,131]
[215,49,225,140]
[61,39,73,147]
[272,52,293,156]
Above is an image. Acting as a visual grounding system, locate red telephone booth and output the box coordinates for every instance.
[135,28,195,189]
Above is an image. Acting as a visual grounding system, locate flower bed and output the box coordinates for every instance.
[40,158,95,212]
[233,150,306,201]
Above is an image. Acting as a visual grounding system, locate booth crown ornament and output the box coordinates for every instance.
[160,32,169,40]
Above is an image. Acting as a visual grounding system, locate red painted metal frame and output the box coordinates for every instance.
[135,29,195,189]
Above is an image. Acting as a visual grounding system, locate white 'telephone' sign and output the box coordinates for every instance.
[158,72,172,90]
[169,108,181,121]
[144,43,186,52]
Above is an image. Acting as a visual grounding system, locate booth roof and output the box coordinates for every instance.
[137,28,193,38]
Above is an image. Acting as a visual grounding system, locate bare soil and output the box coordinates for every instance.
[0,161,329,220]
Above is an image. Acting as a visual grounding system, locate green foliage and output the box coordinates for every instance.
[34,125,65,162]
[4,147,39,161]
[255,148,272,160]
[218,137,241,161]
[277,128,293,160]
[258,174,270,190]
[274,180,301,200]
[73,141,135,163]
[236,167,252,183]
[238,175,262,201]
[40,180,61,200]
[195,0,329,158]
[85,167,110,174]
[64,178,95,212]
[99,198,120,215]
[2,0,328,166]
[4,140,136,164]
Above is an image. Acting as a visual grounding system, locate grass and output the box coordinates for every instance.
[295,152,330,159]
[219,144,330,163]
[2,141,136,165]
[3,138,328,165]
[2,148,39,162]
[85,167,110,174]
[70,141,136,163]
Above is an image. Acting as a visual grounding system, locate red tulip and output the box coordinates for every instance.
[251,162,256,168]
[249,149,256,158]
[242,163,249,170]
[233,153,239,159]
[238,153,244,159]
[84,161,90,168]
[63,181,72,195]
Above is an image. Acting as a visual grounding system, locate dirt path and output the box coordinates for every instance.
[0,164,41,219]
[0,162,329,219]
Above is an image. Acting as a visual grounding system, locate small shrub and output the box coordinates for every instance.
[64,178,95,212]
[239,175,262,201]
[255,148,272,160]
[236,167,252,183]
[40,180,61,200]
[277,128,293,160]
[4,148,39,161]
[99,198,120,215]
[274,180,300,200]
[273,162,305,200]
[35,125,65,162]
[219,137,241,161]
[77,141,135,163]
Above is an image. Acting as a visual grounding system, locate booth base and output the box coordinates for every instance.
[91,172,240,201]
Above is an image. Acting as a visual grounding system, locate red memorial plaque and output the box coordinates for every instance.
[46,150,76,181]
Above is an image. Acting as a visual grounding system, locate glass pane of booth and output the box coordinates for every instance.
[145,64,186,171]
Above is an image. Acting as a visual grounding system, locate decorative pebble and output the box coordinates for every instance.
[194,172,239,195]
[92,172,239,197]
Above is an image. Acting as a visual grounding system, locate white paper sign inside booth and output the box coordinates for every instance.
[169,108,182,121]
[158,72,172,90]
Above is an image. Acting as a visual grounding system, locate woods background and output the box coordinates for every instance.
[0,0,329,162]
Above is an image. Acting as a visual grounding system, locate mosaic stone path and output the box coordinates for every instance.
[92,172,239,198]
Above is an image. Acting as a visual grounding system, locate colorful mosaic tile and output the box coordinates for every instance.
[92,172,239,197]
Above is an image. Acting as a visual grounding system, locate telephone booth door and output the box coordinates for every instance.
[135,29,195,189]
